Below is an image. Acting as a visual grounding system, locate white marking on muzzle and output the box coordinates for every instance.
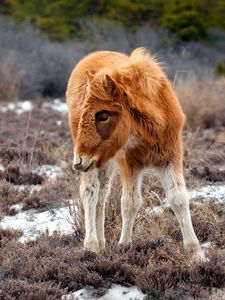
[74,149,82,165]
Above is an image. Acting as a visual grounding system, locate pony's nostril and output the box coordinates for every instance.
[73,157,82,170]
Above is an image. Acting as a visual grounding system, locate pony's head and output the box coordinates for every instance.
[73,71,130,172]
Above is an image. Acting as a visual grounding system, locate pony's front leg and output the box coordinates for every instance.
[118,162,143,245]
[96,162,114,252]
[80,170,100,253]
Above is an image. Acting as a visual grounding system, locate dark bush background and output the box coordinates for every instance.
[1,0,225,41]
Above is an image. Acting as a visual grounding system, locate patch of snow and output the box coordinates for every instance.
[189,185,225,203]
[145,205,165,216]
[9,203,23,213]
[1,100,32,114]
[17,184,42,193]
[144,184,225,218]
[0,164,5,172]
[42,99,68,114]
[33,164,63,180]
[201,241,212,250]
[209,288,225,300]
[143,184,225,220]
[63,284,144,300]
[201,242,213,257]
[219,165,225,171]
[0,206,74,243]
[56,120,62,126]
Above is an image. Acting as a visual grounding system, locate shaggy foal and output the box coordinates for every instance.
[66,48,205,262]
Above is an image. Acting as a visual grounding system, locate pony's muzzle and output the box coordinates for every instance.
[73,155,95,172]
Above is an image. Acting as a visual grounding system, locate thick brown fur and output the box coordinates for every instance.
[66,48,204,261]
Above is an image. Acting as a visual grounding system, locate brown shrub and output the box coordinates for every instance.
[1,165,44,185]
[191,204,225,247]
[0,228,22,242]
[0,145,56,166]
[22,173,79,211]
[0,280,64,300]
[191,165,225,182]
[0,180,29,217]
[0,163,81,218]
[0,214,225,300]
[190,251,225,288]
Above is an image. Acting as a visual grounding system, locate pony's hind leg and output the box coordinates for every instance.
[160,163,205,262]
[96,162,115,252]
[80,169,100,253]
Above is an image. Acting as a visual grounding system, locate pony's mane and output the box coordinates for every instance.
[89,47,165,101]
[127,47,164,98]
[130,47,156,62]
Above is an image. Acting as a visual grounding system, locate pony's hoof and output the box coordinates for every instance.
[190,250,208,264]
[84,239,100,253]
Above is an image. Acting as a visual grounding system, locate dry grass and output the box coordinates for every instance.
[0,56,25,102]
[175,77,225,130]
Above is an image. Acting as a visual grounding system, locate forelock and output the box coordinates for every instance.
[88,73,109,100]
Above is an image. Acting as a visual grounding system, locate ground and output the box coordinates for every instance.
[0,99,224,300]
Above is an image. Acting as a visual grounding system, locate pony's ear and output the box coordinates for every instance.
[103,74,116,97]
[86,70,95,83]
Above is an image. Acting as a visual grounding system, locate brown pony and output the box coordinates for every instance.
[66,48,205,262]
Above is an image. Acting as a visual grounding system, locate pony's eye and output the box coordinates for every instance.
[96,111,110,122]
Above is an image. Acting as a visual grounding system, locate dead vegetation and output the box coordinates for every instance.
[0,200,225,300]
[183,127,225,187]
[0,165,44,185]
[0,78,224,299]
[0,168,79,217]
